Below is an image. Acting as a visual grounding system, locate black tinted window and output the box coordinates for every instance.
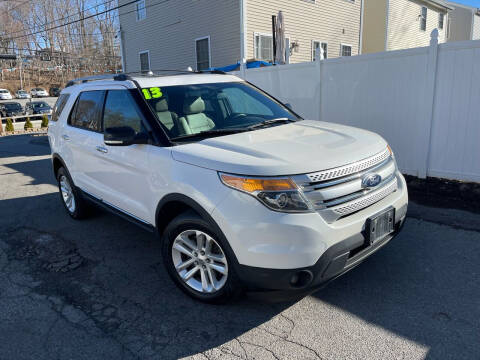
[69,91,104,131]
[103,90,143,133]
[51,94,70,122]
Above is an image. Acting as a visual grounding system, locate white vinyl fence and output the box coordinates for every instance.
[235,30,480,182]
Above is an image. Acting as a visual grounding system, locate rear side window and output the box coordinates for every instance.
[103,90,144,133]
[51,94,70,122]
[69,90,105,132]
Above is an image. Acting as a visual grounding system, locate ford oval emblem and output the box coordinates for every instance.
[361,173,382,188]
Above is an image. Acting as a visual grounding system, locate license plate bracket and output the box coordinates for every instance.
[366,207,395,245]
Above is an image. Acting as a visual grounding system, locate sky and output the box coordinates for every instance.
[450,0,480,7]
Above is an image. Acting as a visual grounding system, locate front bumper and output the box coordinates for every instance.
[238,216,405,295]
[211,171,408,292]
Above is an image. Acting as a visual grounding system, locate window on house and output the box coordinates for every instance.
[254,34,273,61]
[195,37,211,71]
[438,13,444,30]
[312,41,328,60]
[340,44,352,57]
[136,0,146,21]
[420,7,427,31]
[139,51,150,73]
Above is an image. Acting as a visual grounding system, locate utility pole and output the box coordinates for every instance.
[19,54,23,90]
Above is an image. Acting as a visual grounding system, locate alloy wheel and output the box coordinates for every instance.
[171,230,228,294]
[59,175,76,213]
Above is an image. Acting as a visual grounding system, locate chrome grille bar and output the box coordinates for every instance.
[305,148,390,183]
[293,147,398,223]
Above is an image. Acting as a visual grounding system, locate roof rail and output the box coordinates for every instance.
[65,69,227,87]
[65,73,130,87]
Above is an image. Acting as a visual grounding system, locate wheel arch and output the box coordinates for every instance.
[52,153,67,179]
[155,193,240,267]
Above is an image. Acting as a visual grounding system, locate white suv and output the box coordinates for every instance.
[48,72,408,303]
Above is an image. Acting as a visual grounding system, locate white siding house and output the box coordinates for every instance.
[362,0,452,54]
[118,0,241,72]
[447,2,480,41]
[118,0,363,73]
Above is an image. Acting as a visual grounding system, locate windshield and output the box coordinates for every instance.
[0,90,8,93]
[33,102,49,108]
[4,103,21,109]
[18,90,26,94]
[142,82,299,141]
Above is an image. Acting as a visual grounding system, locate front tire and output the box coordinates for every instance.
[57,167,89,219]
[162,211,240,304]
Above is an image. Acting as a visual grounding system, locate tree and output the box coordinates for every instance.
[24,118,33,130]
[41,114,49,128]
[5,118,14,132]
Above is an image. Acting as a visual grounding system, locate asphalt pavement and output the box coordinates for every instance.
[0,134,479,360]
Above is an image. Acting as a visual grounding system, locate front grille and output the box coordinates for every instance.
[293,148,398,223]
[306,148,390,183]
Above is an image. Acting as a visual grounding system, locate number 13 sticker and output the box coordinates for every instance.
[142,87,163,99]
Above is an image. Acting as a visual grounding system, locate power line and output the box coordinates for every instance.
[3,0,140,41]
[0,45,121,58]
[3,0,170,41]
[2,0,118,38]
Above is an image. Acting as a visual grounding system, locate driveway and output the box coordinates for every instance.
[0,134,479,360]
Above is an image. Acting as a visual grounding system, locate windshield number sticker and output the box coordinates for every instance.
[142,87,163,99]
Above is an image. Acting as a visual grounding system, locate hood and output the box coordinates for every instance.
[171,120,388,176]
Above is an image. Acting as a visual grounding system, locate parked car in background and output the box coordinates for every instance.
[15,89,31,99]
[49,87,61,97]
[0,89,13,100]
[30,88,49,98]
[0,102,24,117]
[25,101,52,116]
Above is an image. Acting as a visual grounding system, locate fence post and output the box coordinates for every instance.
[317,50,324,121]
[240,58,247,80]
[419,29,439,178]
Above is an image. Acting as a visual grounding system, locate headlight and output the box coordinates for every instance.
[219,173,313,213]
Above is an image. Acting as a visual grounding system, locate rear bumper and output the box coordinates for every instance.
[238,216,406,297]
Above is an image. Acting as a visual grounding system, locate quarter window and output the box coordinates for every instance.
[195,37,211,71]
[103,90,144,133]
[69,91,104,132]
[51,94,70,122]
[420,7,427,31]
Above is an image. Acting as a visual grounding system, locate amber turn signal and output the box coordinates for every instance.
[220,174,297,193]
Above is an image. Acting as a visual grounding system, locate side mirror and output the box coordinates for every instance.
[104,126,149,146]
[284,103,293,110]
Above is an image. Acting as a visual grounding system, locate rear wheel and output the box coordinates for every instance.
[57,167,89,219]
[162,211,240,303]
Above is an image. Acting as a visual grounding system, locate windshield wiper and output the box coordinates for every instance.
[246,117,296,130]
[170,128,248,142]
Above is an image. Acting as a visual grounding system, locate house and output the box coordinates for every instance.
[361,0,453,54]
[446,2,480,41]
[118,0,363,73]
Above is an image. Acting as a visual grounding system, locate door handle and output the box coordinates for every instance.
[96,146,108,154]
[62,134,70,141]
